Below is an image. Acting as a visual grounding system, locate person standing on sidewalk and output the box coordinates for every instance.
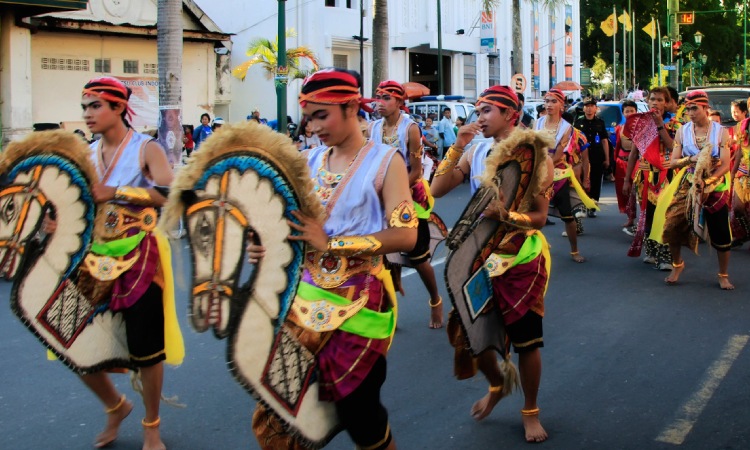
[573,97,610,216]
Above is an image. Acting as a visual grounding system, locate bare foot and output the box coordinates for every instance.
[570,252,585,263]
[429,300,443,329]
[522,412,548,443]
[471,388,504,421]
[143,424,166,450]
[94,398,133,448]
[719,275,735,290]
[665,262,685,284]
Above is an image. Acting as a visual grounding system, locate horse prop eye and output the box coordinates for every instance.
[1,197,16,223]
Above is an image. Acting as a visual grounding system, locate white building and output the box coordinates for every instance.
[196,0,581,123]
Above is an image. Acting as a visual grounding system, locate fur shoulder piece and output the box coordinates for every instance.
[478,128,554,212]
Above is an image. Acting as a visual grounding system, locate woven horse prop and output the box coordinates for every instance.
[0,131,133,373]
[160,121,338,447]
[445,129,552,357]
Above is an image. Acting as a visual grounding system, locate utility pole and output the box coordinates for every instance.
[437,0,443,94]
[667,0,679,89]
[277,0,287,133]
[360,0,365,93]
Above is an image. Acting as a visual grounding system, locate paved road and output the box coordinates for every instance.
[1,182,749,449]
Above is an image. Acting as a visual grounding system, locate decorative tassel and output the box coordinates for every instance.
[499,354,520,395]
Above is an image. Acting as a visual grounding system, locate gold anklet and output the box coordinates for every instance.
[718,273,729,278]
[570,251,579,256]
[104,394,126,414]
[141,417,161,428]
[429,296,442,307]
[521,408,540,416]
[672,261,684,268]
[489,385,503,394]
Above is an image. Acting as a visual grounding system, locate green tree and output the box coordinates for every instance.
[372,0,389,93]
[232,29,319,82]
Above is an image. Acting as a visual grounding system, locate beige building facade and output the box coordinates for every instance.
[1,0,230,146]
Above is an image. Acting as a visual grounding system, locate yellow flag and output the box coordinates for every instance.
[642,18,656,40]
[618,11,633,32]
[600,13,618,37]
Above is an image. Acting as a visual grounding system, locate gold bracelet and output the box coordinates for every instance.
[435,145,464,177]
[114,186,152,205]
[327,235,382,256]
[504,211,533,229]
[389,200,418,228]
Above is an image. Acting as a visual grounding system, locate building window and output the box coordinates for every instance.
[41,57,90,72]
[325,0,354,7]
[325,0,335,6]
[463,54,477,102]
[333,54,349,69]
[488,57,501,87]
[95,59,111,73]
[143,63,158,75]
[123,60,139,74]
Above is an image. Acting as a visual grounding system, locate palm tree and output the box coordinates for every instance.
[157,0,183,166]
[232,29,319,82]
[372,0,389,94]
[482,0,562,78]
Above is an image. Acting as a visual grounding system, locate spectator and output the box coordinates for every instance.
[182,124,194,157]
[517,93,535,128]
[212,117,225,132]
[437,107,456,159]
[536,104,546,119]
[296,117,322,150]
[421,117,440,156]
[709,110,722,123]
[249,108,261,123]
[454,116,465,136]
[192,113,212,150]
[573,97,610,214]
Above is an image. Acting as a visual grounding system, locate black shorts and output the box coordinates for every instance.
[505,311,544,353]
[335,356,392,450]
[552,183,574,222]
[123,283,166,367]
[407,218,431,265]
[706,206,732,251]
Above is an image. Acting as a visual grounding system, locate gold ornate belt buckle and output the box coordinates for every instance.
[305,251,373,289]
[83,250,140,281]
[94,203,157,240]
[291,294,368,333]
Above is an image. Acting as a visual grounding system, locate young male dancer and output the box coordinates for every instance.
[431,85,554,443]
[80,77,183,450]
[654,90,734,289]
[249,68,417,450]
[370,80,444,328]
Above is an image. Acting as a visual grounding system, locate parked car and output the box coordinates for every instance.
[567,100,649,147]
[682,86,750,127]
[407,96,475,123]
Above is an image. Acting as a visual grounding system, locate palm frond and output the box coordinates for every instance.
[482,0,499,12]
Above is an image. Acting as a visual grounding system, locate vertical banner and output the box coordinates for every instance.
[549,14,557,87]
[533,5,540,91]
[565,5,573,81]
[118,77,159,129]
[480,11,496,54]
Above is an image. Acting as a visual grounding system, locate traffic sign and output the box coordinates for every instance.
[677,11,695,25]
[580,68,592,86]
[662,65,677,70]
[511,73,527,93]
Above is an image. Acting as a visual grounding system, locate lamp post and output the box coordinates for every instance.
[661,35,670,86]
[699,53,708,85]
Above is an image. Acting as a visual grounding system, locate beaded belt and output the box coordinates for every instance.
[305,251,381,289]
[94,203,157,240]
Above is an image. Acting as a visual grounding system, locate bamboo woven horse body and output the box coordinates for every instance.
[0,131,133,374]
[161,121,338,448]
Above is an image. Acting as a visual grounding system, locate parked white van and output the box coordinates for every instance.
[407,96,475,122]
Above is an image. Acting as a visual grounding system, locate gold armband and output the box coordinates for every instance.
[390,200,418,228]
[543,185,554,200]
[504,211,534,229]
[327,235,382,256]
[410,145,424,159]
[114,186,152,205]
[435,145,464,177]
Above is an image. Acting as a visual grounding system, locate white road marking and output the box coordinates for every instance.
[655,334,749,445]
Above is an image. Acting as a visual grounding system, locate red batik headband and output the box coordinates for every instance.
[477,85,520,122]
[685,90,710,107]
[299,69,375,112]
[82,77,135,122]
[375,80,410,112]
[545,88,566,105]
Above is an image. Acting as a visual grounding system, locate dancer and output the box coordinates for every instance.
[370,80,444,329]
[652,90,734,289]
[614,100,639,234]
[431,85,553,443]
[535,89,597,262]
[249,68,417,450]
[79,77,183,449]
[622,87,676,270]
[731,112,750,247]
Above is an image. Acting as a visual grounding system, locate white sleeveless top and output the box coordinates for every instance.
[680,121,722,158]
[370,114,415,171]
[90,129,155,188]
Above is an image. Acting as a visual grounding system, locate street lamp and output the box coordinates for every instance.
[694,31,704,46]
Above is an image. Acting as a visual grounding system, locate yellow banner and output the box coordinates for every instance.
[642,18,656,40]
[618,11,633,32]
[601,13,618,37]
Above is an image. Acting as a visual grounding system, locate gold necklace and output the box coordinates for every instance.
[381,115,402,146]
[315,139,368,205]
